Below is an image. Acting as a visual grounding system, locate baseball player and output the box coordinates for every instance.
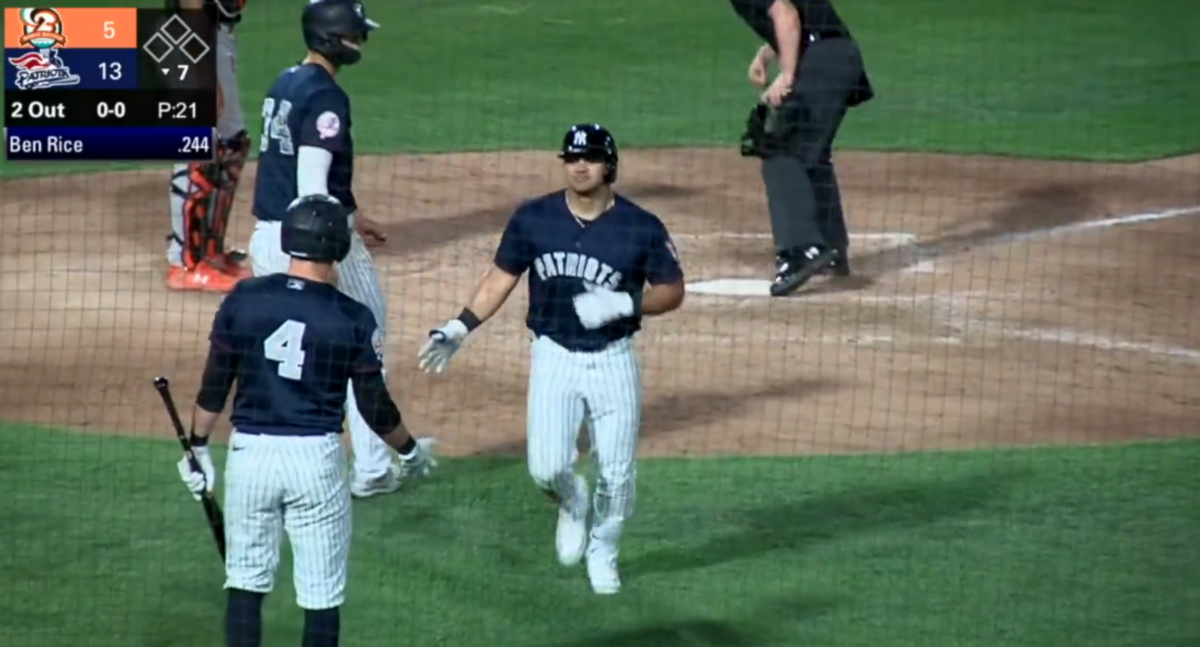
[165,0,252,292]
[730,0,873,295]
[245,0,400,498]
[417,124,686,594]
[176,195,436,647]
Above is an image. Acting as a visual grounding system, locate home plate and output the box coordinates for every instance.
[686,279,772,296]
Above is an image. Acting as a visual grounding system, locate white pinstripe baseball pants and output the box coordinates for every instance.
[223,430,351,610]
[526,335,641,545]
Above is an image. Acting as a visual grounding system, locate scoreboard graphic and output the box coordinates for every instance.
[4,7,218,161]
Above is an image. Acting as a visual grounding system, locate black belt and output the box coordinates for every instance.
[235,427,339,437]
[808,29,850,43]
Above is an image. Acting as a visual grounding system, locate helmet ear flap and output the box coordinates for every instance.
[604,163,617,184]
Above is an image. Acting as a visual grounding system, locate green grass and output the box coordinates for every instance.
[3,0,1197,178]
[2,426,1197,646]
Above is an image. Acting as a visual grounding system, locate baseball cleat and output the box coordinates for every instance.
[165,261,241,293]
[211,252,253,280]
[822,248,850,277]
[586,540,621,595]
[350,463,402,498]
[770,245,836,297]
[556,475,590,566]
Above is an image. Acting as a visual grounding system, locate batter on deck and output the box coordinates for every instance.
[417,124,686,594]
[246,0,401,498]
[175,195,436,647]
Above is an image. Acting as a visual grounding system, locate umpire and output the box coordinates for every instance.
[731,0,873,297]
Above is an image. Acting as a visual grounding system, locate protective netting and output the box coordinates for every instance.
[1,1,1197,646]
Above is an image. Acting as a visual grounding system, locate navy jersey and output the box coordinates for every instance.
[494,191,684,352]
[252,63,356,221]
[210,274,382,435]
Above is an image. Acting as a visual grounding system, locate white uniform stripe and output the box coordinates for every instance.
[223,431,351,609]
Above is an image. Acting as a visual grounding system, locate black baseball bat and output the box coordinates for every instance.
[153,376,226,561]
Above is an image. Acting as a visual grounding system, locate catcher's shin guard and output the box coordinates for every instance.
[169,131,251,269]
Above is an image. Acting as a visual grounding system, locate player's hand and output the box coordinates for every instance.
[176,446,217,501]
[748,54,769,88]
[417,319,470,374]
[761,72,794,107]
[573,283,636,330]
[399,437,438,478]
[354,213,388,247]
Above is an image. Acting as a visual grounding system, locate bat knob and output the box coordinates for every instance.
[153,376,169,390]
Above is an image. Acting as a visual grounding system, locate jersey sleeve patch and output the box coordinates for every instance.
[370,327,384,362]
[665,236,679,262]
[316,111,341,140]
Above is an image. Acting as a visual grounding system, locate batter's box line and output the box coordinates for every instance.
[909,204,1200,274]
[673,232,917,246]
[929,294,1200,363]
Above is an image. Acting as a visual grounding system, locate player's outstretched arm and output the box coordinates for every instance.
[350,372,437,476]
[417,266,521,374]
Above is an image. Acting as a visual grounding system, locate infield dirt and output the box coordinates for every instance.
[2,150,1198,456]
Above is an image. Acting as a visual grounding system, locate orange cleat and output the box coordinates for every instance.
[211,253,253,280]
[165,261,241,293]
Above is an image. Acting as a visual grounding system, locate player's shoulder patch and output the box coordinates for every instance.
[315,110,341,139]
[370,327,384,362]
[664,235,679,262]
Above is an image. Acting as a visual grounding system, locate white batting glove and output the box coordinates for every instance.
[176,446,216,501]
[399,437,439,478]
[573,283,636,330]
[417,319,469,374]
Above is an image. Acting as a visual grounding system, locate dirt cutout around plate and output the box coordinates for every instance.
[1,150,1197,457]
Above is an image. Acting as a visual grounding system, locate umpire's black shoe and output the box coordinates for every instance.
[770,246,837,297]
[823,248,851,277]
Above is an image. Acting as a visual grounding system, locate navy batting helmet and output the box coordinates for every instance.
[559,123,619,184]
[281,194,352,264]
[302,0,379,67]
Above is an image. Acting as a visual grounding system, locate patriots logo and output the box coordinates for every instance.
[8,50,80,90]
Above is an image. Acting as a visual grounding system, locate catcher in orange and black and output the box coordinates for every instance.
[164,0,250,292]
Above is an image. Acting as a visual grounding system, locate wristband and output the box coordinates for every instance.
[457,308,483,332]
[397,435,418,457]
[629,291,644,316]
[188,430,209,448]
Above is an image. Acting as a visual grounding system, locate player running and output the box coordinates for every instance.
[245,0,400,498]
[175,195,436,647]
[164,0,253,292]
[417,124,686,595]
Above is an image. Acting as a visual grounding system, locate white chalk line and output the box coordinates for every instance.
[929,293,1200,363]
[674,232,916,244]
[909,204,1200,274]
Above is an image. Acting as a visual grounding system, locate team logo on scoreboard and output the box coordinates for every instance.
[8,8,81,90]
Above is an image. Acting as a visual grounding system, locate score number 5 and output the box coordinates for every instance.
[104,21,116,39]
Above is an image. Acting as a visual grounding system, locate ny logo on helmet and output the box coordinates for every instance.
[573,131,588,147]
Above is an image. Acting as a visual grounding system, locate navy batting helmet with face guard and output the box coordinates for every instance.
[282,194,352,264]
[302,0,380,67]
[559,123,619,184]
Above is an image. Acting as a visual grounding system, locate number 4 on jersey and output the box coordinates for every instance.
[265,320,306,380]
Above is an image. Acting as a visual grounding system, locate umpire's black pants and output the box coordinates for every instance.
[760,37,872,255]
